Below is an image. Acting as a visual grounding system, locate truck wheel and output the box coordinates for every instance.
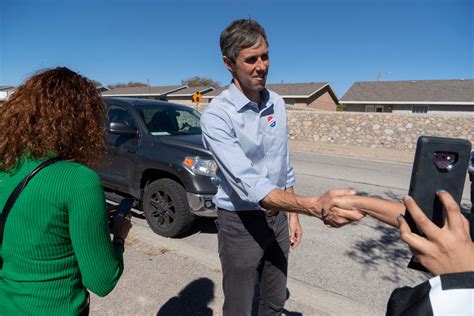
[142,178,194,237]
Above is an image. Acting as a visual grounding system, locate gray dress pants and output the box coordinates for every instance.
[217,210,290,316]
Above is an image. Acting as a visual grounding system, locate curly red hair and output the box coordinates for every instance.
[0,67,106,172]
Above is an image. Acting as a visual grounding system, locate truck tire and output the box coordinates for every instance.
[142,178,194,237]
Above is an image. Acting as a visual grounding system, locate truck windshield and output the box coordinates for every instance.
[135,105,202,136]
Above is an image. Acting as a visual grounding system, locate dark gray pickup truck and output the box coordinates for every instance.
[95,97,217,237]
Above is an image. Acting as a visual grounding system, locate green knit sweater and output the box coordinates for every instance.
[0,158,124,315]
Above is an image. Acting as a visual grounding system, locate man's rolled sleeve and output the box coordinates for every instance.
[250,178,278,208]
[201,110,277,207]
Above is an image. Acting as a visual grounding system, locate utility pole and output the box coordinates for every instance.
[377,71,392,81]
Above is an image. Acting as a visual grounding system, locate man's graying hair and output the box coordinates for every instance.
[220,19,268,63]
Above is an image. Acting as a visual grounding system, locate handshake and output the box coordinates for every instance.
[305,188,366,228]
[304,188,474,276]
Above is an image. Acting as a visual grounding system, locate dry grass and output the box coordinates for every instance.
[158,247,173,254]
[124,232,139,246]
[143,246,173,256]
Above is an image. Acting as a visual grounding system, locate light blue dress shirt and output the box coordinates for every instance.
[200,83,295,211]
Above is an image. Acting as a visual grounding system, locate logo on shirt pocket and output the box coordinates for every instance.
[267,115,276,128]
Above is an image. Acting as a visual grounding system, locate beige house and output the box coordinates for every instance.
[204,82,339,111]
[101,85,216,108]
[101,85,186,100]
[340,79,474,115]
[100,82,339,111]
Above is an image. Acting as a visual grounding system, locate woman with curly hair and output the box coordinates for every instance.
[0,67,131,315]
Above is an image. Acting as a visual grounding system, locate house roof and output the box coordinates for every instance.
[203,86,227,98]
[0,86,14,91]
[101,85,186,97]
[167,86,214,96]
[97,86,110,92]
[203,82,333,99]
[340,80,474,105]
[266,82,329,98]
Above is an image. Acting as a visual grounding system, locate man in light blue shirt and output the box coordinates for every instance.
[201,19,363,316]
[202,83,294,212]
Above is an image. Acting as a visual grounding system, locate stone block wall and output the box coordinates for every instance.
[287,111,474,151]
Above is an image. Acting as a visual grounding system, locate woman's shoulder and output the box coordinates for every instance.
[50,160,101,183]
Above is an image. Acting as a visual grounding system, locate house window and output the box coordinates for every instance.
[366,105,384,112]
[412,105,428,113]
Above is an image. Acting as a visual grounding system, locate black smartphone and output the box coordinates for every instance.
[406,136,471,271]
[112,198,134,224]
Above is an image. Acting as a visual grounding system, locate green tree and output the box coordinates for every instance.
[107,81,149,89]
[336,103,345,111]
[181,76,220,88]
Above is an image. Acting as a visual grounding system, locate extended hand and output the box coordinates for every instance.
[319,189,365,228]
[113,213,133,242]
[398,191,474,276]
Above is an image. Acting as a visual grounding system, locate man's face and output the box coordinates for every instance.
[224,36,269,101]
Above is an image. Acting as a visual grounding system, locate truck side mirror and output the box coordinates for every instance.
[108,122,139,137]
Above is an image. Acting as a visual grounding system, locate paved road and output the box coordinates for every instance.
[91,151,472,315]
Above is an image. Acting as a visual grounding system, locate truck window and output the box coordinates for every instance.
[107,106,136,128]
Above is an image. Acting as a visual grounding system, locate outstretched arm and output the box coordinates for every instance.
[327,194,405,227]
[261,188,365,227]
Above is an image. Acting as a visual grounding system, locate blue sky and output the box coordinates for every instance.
[1,0,472,97]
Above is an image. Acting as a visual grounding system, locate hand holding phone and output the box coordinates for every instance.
[405,136,471,271]
[406,136,471,232]
[398,191,474,276]
[111,198,134,225]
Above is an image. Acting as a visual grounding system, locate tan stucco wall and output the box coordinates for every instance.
[288,90,337,111]
[307,90,337,111]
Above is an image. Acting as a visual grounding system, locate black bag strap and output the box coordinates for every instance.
[0,157,62,243]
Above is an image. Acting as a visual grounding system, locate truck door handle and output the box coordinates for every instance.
[127,149,136,154]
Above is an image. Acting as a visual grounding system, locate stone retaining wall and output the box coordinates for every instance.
[287,111,474,151]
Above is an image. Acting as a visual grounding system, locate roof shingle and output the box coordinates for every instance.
[340,80,474,103]
[101,85,185,96]
[167,86,214,96]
